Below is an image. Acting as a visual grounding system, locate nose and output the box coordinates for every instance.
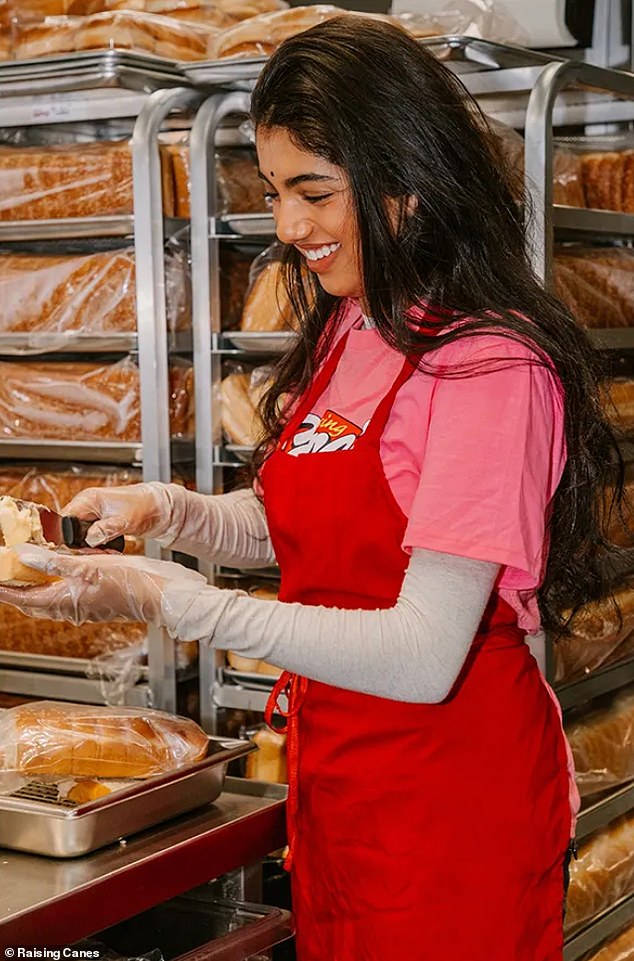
[274,198,312,245]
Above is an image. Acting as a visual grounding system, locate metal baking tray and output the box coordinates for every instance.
[418,35,559,73]
[224,443,255,463]
[223,331,297,354]
[223,667,279,691]
[0,50,185,97]
[181,56,265,89]
[0,439,194,466]
[0,650,149,680]
[0,736,254,858]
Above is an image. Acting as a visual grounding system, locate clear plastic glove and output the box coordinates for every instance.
[0,544,208,629]
[63,482,174,547]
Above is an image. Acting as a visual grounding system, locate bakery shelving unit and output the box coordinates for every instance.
[0,58,205,712]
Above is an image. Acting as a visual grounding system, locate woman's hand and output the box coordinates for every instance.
[0,545,208,628]
[63,482,174,546]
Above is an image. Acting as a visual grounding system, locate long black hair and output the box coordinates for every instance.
[250,15,623,633]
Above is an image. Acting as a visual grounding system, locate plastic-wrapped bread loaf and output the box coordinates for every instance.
[0,141,134,220]
[584,923,634,961]
[14,10,221,60]
[240,259,299,332]
[0,604,146,658]
[210,4,344,59]
[603,379,634,434]
[602,477,634,548]
[554,579,634,683]
[566,689,634,796]
[566,814,634,932]
[214,0,288,20]
[164,142,266,219]
[554,247,634,329]
[0,357,193,441]
[0,701,209,777]
[220,366,271,446]
[0,248,189,334]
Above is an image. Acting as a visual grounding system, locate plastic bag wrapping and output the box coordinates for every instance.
[240,245,299,332]
[220,246,253,330]
[581,922,634,961]
[220,363,272,446]
[553,579,634,685]
[487,122,585,208]
[554,247,634,329]
[565,813,634,933]
[566,688,634,796]
[602,477,634,549]
[0,355,193,441]
[0,140,136,221]
[602,379,634,435]
[0,247,189,344]
[0,602,147,657]
[161,138,266,219]
[0,700,209,777]
[551,135,634,213]
[13,10,220,60]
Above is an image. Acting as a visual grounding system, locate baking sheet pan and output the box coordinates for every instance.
[0,736,253,858]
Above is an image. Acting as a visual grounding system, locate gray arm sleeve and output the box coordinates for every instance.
[156,487,276,568]
[164,547,501,703]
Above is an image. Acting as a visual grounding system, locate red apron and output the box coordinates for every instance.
[262,329,571,961]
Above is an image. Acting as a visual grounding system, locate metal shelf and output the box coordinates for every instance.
[0,330,192,355]
[0,214,188,243]
[0,667,149,705]
[587,329,634,350]
[554,205,634,240]
[216,331,297,354]
[213,212,275,238]
[212,680,284,715]
[564,892,634,960]
[555,657,634,711]
[0,438,194,465]
[577,782,634,842]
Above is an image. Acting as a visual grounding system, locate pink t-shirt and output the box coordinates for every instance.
[284,299,567,633]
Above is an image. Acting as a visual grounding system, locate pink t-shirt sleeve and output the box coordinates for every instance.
[403,336,566,591]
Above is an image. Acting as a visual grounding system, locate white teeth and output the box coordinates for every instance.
[303,243,340,262]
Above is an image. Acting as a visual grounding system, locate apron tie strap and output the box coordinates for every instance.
[265,671,308,871]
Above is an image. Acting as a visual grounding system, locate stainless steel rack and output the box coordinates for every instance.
[0,73,204,712]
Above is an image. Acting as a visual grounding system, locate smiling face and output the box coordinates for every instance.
[256,126,364,300]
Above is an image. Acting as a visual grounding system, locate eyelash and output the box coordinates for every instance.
[263,192,333,206]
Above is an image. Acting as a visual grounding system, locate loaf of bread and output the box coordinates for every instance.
[64,778,113,803]
[245,726,287,783]
[14,10,220,60]
[585,923,634,961]
[211,4,342,59]
[554,248,634,328]
[164,142,266,219]
[566,689,634,796]
[240,260,297,332]
[0,357,193,441]
[0,603,146,657]
[602,478,634,548]
[220,367,270,446]
[603,379,634,433]
[566,813,634,932]
[0,701,209,777]
[0,141,133,220]
[220,247,252,329]
[215,0,288,21]
[554,580,634,684]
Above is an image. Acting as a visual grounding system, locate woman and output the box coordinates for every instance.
[0,18,622,960]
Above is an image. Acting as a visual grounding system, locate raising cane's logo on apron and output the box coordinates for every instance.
[285,408,367,455]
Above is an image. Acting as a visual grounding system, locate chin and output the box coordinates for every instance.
[317,276,363,299]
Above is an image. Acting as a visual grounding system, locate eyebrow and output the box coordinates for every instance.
[258,171,339,188]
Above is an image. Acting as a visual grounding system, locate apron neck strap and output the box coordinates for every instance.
[280,329,351,443]
[363,354,420,443]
